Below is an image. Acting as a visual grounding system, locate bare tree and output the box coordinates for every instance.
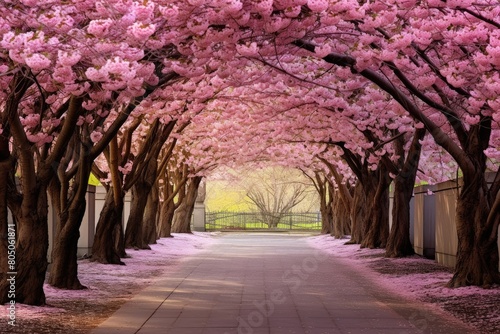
[245,168,313,229]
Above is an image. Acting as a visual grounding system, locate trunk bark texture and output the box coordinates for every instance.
[143,184,159,245]
[171,177,202,233]
[360,167,391,249]
[332,191,351,239]
[125,184,152,249]
[158,199,175,238]
[447,120,499,287]
[48,159,91,289]
[91,189,126,264]
[0,156,13,298]
[124,120,175,248]
[320,200,333,235]
[385,179,415,257]
[450,177,500,287]
[48,179,85,290]
[347,181,365,244]
[386,129,425,258]
[317,177,333,234]
[0,187,49,305]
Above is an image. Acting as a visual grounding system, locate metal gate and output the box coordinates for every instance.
[205,211,321,231]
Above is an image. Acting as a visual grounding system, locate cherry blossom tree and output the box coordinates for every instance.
[0,1,498,308]
[293,1,500,286]
[181,0,499,287]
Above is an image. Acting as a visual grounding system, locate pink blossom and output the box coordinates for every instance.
[87,19,114,38]
[25,53,51,72]
[314,44,332,58]
[82,100,97,111]
[90,131,103,143]
[186,18,209,35]
[118,161,133,175]
[52,66,75,83]
[76,117,85,126]
[465,114,480,125]
[21,114,40,128]
[187,0,204,6]
[128,22,156,40]
[85,67,107,82]
[57,51,81,67]
[20,0,38,5]
[26,132,52,146]
[133,3,155,21]
[159,5,179,19]
[221,0,243,14]
[307,0,329,12]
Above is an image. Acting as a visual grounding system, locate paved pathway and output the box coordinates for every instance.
[91,233,475,334]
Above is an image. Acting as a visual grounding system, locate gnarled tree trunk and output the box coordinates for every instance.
[347,181,365,244]
[320,198,333,234]
[171,176,202,233]
[1,186,50,305]
[332,190,351,239]
[125,184,152,249]
[360,166,391,249]
[48,210,85,289]
[157,167,187,238]
[143,183,159,245]
[316,174,333,235]
[447,123,500,287]
[48,152,92,289]
[91,189,126,264]
[0,155,14,298]
[450,174,500,287]
[158,198,175,238]
[125,120,176,249]
[386,129,425,258]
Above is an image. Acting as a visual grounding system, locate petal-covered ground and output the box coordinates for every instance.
[307,235,500,334]
[4,232,217,334]
[3,232,499,333]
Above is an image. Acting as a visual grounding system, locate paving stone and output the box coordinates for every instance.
[91,233,476,334]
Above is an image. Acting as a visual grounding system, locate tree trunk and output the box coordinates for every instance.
[332,193,351,239]
[125,149,160,249]
[0,157,15,303]
[91,189,126,264]
[267,214,280,229]
[158,199,175,238]
[360,167,391,249]
[318,179,333,234]
[331,191,344,238]
[346,181,365,244]
[385,177,414,257]
[171,177,202,233]
[447,122,499,287]
[448,171,500,287]
[320,201,333,234]
[142,184,159,245]
[386,129,425,258]
[47,135,95,290]
[125,184,151,249]
[0,186,49,305]
[47,177,88,289]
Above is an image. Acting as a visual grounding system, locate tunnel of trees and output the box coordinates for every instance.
[0,0,499,305]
